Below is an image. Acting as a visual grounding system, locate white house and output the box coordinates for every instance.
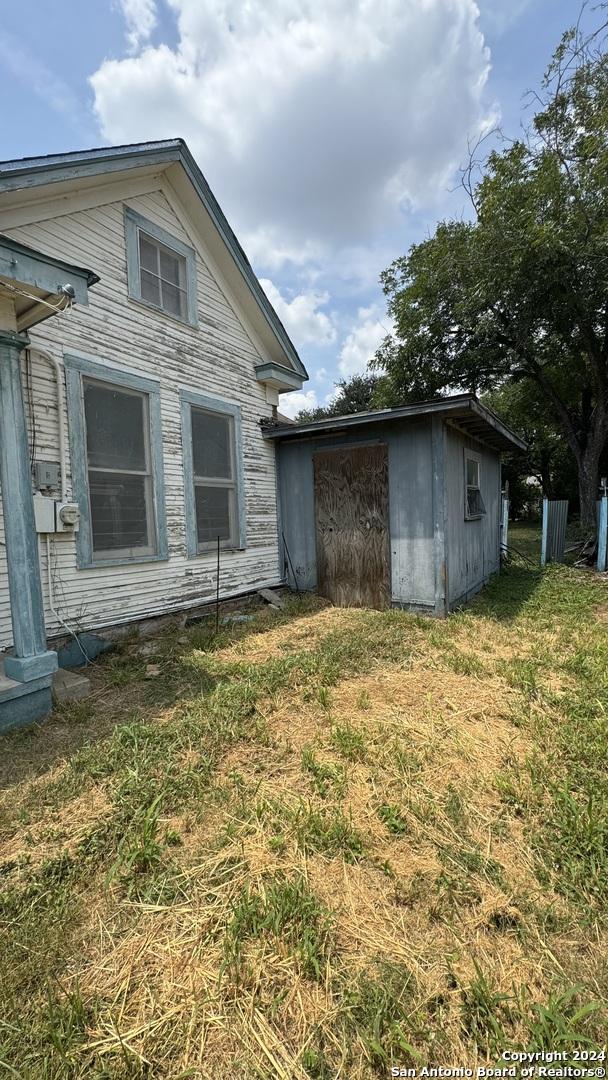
[0,139,524,731]
[0,139,308,727]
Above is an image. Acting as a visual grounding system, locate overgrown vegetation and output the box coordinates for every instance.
[0,526,606,1076]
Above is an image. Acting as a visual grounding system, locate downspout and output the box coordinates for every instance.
[28,347,68,502]
[30,348,88,661]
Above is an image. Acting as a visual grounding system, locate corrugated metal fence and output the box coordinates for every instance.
[541,498,568,565]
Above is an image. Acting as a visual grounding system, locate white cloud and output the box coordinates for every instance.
[279,389,319,419]
[338,305,391,377]
[91,0,492,251]
[260,279,336,346]
[243,227,326,274]
[117,0,158,51]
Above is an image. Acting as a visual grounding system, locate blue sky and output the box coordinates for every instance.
[0,1,577,415]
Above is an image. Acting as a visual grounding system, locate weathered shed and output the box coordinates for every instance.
[264,395,526,615]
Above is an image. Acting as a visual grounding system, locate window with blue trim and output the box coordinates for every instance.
[124,206,198,327]
[180,391,246,555]
[65,355,168,567]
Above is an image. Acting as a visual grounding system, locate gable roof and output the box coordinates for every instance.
[0,139,308,382]
[262,393,526,452]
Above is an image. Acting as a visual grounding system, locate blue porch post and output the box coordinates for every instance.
[0,330,57,682]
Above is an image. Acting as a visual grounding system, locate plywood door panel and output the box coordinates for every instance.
[313,444,390,609]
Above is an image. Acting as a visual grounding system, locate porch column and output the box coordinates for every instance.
[0,329,57,681]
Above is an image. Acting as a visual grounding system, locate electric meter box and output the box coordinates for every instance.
[33,461,61,490]
[33,494,56,533]
[55,502,80,532]
[32,496,80,533]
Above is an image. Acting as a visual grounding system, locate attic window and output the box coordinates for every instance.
[138,232,187,319]
[465,450,485,519]
[124,205,198,327]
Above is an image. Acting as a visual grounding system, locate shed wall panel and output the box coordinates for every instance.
[445,425,501,604]
[277,420,435,608]
[0,185,282,647]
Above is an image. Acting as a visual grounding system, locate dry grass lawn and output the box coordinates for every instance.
[0,527,607,1077]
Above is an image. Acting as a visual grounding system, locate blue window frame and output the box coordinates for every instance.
[65,354,168,568]
[180,390,246,556]
[124,205,198,327]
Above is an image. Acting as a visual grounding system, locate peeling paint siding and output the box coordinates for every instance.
[445,425,501,604]
[0,187,282,647]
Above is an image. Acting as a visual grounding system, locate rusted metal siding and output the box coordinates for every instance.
[0,185,283,647]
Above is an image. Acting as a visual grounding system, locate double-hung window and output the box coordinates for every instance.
[465,449,486,519]
[124,206,198,327]
[83,378,156,558]
[181,391,246,555]
[65,355,167,567]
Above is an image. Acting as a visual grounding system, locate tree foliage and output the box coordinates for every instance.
[374,11,608,526]
[295,373,380,423]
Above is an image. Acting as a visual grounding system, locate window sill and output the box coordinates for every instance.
[77,551,170,569]
[127,291,198,330]
[188,545,246,558]
[464,514,485,522]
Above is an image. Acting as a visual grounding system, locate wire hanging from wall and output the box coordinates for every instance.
[215,535,221,634]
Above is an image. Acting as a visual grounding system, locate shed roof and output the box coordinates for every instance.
[262,394,526,452]
[0,139,308,381]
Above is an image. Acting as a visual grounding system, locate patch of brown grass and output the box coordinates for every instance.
[214,602,354,664]
[0,786,111,879]
[3,595,605,1076]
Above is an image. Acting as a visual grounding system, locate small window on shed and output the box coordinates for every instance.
[465,451,486,519]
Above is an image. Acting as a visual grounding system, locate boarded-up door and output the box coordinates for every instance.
[313,444,390,609]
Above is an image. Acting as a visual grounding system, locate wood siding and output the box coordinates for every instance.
[445,425,501,605]
[0,184,282,647]
[277,421,436,609]
[313,444,390,609]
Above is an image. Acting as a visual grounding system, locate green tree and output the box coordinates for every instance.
[483,379,580,516]
[375,14,608,527]
[296,373,380,423]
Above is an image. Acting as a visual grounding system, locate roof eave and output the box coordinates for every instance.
[262,394,526,452]
[0,139,308,382]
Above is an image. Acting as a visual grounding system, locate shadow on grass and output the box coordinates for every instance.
[0,595,324,794]
[469,564,546,623]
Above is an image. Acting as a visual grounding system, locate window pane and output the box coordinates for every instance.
[467,487,486,517]
[84,381,147,471]
[139,234,158,273]
[195,485,232,544]
[466,458,479,488]
[161,281,186,318]
[159,246,183,286]
[191,408,232,479]
[89,472,152,553]
[140,269,161,306]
